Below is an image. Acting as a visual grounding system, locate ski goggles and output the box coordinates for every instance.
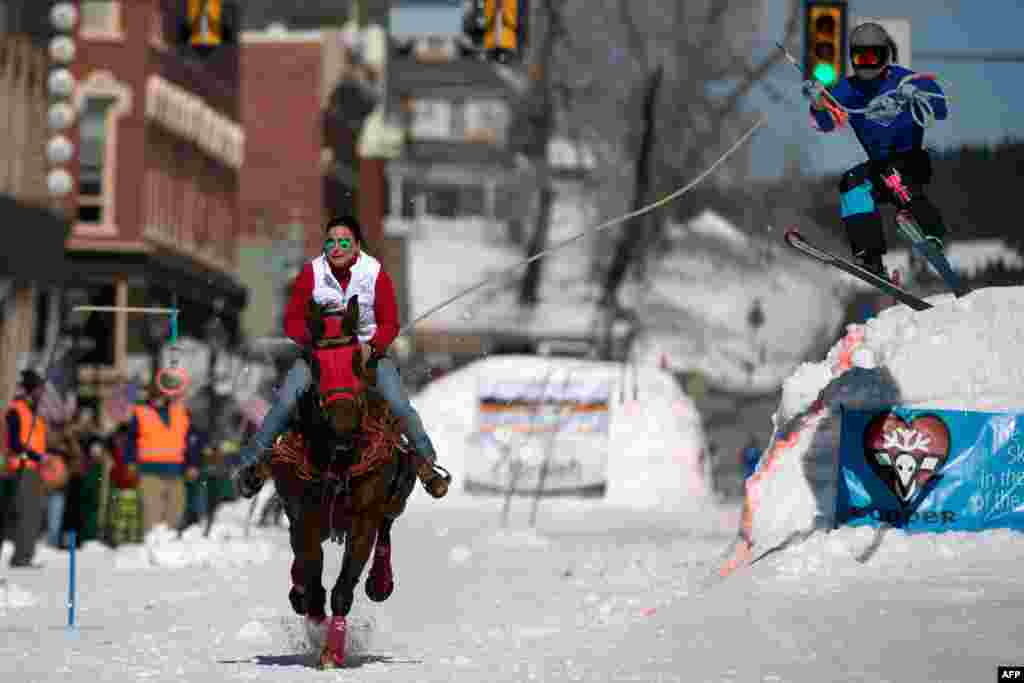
[324,237,354,253]
[851,45,889,68]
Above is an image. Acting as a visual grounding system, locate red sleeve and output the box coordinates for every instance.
[369,269,399,352]
[283,263,315,346]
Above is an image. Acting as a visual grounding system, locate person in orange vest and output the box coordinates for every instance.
[2,369,49,568]
[123,377,200,534]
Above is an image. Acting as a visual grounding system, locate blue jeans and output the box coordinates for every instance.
[47,490,65,547]
[237,356,436,467]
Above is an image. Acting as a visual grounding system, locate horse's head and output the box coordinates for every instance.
[309,296,369,440]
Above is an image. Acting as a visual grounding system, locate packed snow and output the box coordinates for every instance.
[3,287,1024,682]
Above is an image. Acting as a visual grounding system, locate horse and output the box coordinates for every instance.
[253,296,426,668]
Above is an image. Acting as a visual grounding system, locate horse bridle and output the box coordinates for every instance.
[312,327,365,407]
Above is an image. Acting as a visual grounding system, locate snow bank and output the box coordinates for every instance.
[84,501,280,572]
[412,355,710,511]
[724,287,1024,575]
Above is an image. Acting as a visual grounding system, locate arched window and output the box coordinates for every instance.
[73,70,131,236]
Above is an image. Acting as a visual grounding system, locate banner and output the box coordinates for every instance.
[836,407,1024,531]
[465,374,611,497]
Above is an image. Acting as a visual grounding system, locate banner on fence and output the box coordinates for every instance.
[836,407,1024,531]
[465,373,612,498]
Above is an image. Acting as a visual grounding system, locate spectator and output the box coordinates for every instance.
[2,370,49,568]
[103,423,143,547]
[42,428,75,547]
[124,379,200,534]
[62,406,106,546]
[178,428,210,535]
[203,438,237,536]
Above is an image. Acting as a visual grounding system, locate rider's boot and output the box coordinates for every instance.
[232,455,272,499]
[854,248,891,281]
[416,460,450,498]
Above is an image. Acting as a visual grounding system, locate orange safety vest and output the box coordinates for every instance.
[7,398,47,473]
[133,403,189,465]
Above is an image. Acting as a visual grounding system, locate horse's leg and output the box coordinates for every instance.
[320,515,378,669]
[365,517,395,602]
[289,504,327,622]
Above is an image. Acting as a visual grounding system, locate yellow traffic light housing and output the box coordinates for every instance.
[482,0,521,62]
[187,0,223,49]
[804,1,846,87]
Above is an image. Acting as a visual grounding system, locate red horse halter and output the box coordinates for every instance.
[312,314,366,406]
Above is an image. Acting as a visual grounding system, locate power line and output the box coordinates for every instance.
[915,50,1024,63]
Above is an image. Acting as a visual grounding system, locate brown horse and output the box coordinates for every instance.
[255,296,433,668]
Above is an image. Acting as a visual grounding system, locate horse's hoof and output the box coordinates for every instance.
[319,616,347,668]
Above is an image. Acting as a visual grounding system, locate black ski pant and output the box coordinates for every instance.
[3,468,44,566]
[838,148,947,259]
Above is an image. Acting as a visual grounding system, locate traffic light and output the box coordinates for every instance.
[187,0,223,50]
[482,0,522,62]
[804,1,847,86]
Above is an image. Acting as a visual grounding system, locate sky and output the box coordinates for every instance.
[389,0,1024,179]
[3,283,1024,680]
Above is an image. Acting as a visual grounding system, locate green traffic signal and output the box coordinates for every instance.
[813,62,838,86]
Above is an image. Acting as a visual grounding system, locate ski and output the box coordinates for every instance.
[784,230,933,312]
[894,212,971,298]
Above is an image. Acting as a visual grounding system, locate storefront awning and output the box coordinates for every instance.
[0,195,70,283]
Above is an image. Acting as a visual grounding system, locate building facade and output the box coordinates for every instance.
[238,27,323,340]
[66,0,246,394]
[0,3,74,408]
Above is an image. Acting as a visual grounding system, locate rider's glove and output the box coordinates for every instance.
[896,81,919,102]
[801,79,826,105]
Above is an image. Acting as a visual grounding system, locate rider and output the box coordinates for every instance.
[234,215,448,498]
[804,21,949,279]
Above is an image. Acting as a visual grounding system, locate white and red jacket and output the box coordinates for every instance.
[284,252,399,351]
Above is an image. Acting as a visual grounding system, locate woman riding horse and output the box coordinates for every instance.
[259,296,442,668]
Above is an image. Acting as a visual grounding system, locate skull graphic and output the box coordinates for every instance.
[864,413,950,505]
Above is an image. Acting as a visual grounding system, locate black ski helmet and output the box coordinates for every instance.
[849,22,897,78]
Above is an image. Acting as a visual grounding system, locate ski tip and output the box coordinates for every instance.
[783,228,803,243]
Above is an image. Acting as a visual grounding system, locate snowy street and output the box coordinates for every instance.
[3,494,1022,683]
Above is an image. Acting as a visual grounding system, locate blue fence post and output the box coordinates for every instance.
[67,529,77,629]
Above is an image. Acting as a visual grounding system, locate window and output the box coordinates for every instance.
[464,99,508,143]
[80,1,122,39]
[410,99,451,140]
[78,96,116,223]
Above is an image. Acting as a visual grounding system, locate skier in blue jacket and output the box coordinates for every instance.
[804,22,949,278]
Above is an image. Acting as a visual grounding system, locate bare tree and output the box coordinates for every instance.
[517,0,802,357]
[509,0,562,306]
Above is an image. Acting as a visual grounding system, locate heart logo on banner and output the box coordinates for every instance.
[863,413,951,505]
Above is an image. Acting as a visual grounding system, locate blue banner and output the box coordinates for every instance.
[836,407,1024,532]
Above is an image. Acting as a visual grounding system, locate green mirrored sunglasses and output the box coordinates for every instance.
[324,237,353,253]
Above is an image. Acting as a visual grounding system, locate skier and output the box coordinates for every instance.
[803,21,949,279]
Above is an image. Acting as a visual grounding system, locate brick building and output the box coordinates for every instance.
[65,0,247,392]
[237,27,324,340]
